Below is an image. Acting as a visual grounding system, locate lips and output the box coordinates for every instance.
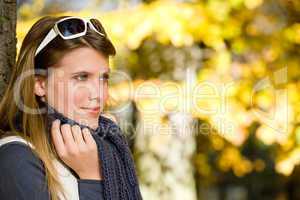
[82,106,100,109]
[87,107,100,111]
[81,107,100,114]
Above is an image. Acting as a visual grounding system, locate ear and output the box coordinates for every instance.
[34,76,46,102]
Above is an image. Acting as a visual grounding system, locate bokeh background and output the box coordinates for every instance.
[16,0,300,199]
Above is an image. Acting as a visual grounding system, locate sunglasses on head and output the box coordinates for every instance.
[35,16,105,56]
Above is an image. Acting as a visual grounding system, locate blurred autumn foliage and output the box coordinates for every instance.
[17,0,300,199]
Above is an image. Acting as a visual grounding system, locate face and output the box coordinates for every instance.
[34,47,110,129]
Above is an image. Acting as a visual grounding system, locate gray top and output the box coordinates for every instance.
[0,141,104,199]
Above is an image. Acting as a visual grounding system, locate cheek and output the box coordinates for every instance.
[49,82,88,109]
[71,87,89,108]
[100,83,109,104]
[103,84,109,100]
[49,82,109,110]
[46,80,66,106]
[45,79,74,114]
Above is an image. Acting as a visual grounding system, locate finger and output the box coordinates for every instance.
[60,124,77,150]
[82,128,96,146]
[71,125,86,146]
[51,119,66,155]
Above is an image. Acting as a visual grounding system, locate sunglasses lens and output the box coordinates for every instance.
[90,19,99,29]
[57,18,85,37]
[90,19,105,34]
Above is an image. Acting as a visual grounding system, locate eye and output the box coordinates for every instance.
[74,74,88,81]
[99,73,110,81]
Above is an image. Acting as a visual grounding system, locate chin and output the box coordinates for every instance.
[84,116,99,127]
[87,121,98,129]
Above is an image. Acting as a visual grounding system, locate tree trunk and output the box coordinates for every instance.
[135,112,197,200]
[0,0,17,97]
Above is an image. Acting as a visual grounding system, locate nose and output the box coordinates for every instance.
[88,77,106,103]
[88,81,100,101]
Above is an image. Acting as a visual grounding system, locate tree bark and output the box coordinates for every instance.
[0,0,17,97]
[135,112,197,200]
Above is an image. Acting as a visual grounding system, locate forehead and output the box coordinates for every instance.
[52,47,109,74]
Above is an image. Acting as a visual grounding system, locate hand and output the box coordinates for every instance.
[51,119,102,180]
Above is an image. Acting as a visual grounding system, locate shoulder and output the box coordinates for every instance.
[0,143,49,198]
[0,142,45,176]
[0,141,37,161]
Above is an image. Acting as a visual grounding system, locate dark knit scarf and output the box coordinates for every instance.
[14,104,143,200]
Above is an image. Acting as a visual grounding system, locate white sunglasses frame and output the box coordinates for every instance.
[35,16,105,56]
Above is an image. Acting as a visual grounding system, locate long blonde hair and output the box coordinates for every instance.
[0,16,116,200]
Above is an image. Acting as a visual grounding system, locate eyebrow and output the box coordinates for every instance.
[71,68,110,76]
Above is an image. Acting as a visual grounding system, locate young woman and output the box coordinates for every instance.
[0,16,142,200]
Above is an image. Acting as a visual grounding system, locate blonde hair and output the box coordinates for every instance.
[0,16,116,200]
